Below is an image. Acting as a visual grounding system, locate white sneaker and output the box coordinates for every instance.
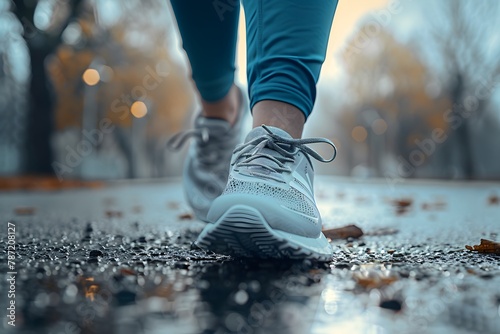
[168,87,246,221]
[195,125,337,261]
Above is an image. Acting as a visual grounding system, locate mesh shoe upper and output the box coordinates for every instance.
[207,125,337,238]
[168,88,246,221]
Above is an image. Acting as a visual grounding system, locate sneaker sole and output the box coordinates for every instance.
[195,204,333,261]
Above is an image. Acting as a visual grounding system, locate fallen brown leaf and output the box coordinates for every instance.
[120,268,136,276]
[353,272,398,289]
[14,207,36,216]
[178,212,194,220]
[76,276,101,302]
[489,195,499,205]
[323,224,363,240]
[148,283,175,300]
[105,210,123,218]
[465,239,500,254]
[391,198,413,215]
[393,198,412,208]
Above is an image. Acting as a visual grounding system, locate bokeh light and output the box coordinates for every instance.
[82,69,100,86]
[352,126,368,143]
[372,119,388,135]
[130,101,148,118]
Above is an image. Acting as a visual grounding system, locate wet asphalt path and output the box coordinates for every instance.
[1,177,499,334]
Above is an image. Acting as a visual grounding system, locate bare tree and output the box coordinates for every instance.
[12,0,83,174]
[405,0,500,178]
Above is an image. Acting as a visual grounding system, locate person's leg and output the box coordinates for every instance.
[243,0,338,138]
[196,0,339,260]
[169,1,246,221]
[169,0,240,125]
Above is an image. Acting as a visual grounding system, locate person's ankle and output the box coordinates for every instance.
[201,85,240,126]
[252,101,305,139]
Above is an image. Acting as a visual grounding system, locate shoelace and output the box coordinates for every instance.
[167,127,209,150]
[167,126,232,166]
[231,125,337,182]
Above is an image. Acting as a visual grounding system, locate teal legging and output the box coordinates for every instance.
[170,0,338,119]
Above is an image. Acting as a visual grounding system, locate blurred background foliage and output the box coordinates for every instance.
[308,0,500,180]
[2,0,194,180]
[0,0,499,183]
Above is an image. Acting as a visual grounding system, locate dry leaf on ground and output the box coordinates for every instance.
[148,283,175,299]
[465,239,500,254]
[353,272,398,289]
[120,268,136,276]
[105,210,123,218]
[14,207,36,216]
[391,198,413,215]
[178,212,194,220]
[323,224,363,240]
[488,195,499,205]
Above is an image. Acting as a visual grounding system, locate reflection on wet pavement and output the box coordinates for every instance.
[1,177,499,333]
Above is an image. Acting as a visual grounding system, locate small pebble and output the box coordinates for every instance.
[379,299,402,311]
[89,250,104,258]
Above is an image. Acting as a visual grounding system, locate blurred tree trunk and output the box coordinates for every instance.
[422,0,500,179]
[26,41,55,174]
[450,73,474,179]
[13,0,82,175]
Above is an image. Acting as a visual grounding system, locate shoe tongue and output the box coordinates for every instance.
[239,126,294,179]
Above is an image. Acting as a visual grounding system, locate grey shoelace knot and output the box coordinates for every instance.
[231,125,337,178]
